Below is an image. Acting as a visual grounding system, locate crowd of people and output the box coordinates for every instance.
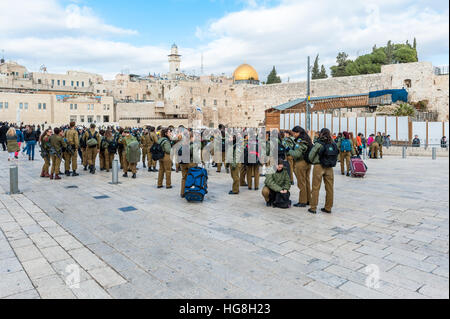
[1,120,441,215]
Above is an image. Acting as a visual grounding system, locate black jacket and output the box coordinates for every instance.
[0,125,9,143]
[24,130,38,142]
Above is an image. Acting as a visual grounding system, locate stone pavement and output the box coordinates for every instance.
[0,152,448,299]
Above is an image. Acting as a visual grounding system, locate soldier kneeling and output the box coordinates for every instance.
[262,159,291,207]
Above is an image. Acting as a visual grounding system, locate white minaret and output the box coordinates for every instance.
[168,44,181,79]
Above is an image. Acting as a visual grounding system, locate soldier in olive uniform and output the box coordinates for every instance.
[40,128,53,178]
[141,129,151,169]
[82,123,101,174]
[375,132,384,159]
[119,129,139,178]
[64,122,79,176]
[49,127,67,180]
[148,126,159,171]
[228,135,242,195]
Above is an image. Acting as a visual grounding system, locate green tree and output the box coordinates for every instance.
[393,44,417,63]
[319,65,328,79]
[393,103,416,117]
[266,66,281,84]
[330,52,351,77]
[385,40,394,64]
[312,55,320,79]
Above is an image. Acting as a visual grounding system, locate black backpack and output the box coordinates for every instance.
[150,140,165,161]
[318,142,339,168]
[273,191,291,209]
[278,141,286,160]
[304,144,313,164]
[79,133,86,148]
[107,137,118,154]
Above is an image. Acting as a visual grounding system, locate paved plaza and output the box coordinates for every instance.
[0,153,448,299]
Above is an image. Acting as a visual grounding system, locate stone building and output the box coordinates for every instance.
[0,45,448,128]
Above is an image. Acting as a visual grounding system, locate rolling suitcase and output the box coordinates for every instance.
[350,156,367,177]
[184,167,208,202]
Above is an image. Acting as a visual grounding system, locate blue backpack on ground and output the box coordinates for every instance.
[341,139,352,152]
[185,167,208,202]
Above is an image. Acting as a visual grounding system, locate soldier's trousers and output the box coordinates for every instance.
[370,143,380,159]
[100,150,112,170]
[262,186,273,203]
[86,147,98,166]
[216,153,228,172]
[340,151,351,174]
[81,148,88,167]
[378,145,383,158]
[240,164,247,186]
[122,153,137,174]
[286,155,294,182]
[42,156,50,174]
[180,163,197,196]
[294,160,311,205]
[50,155,62,175]
[64,151,78,172]
[158,154,172,187]
[230,164,241,194]
[246,164,260,189]
[310,164,334,212]
[142,150,151,166]
[118,149,124,168]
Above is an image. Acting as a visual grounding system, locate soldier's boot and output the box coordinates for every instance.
[90,165,96,174]
[54,174,61,180]
[153,167,158,172]
[65,170,71,177]
[132,173,137,179]
[123,172,128,178]
[40,170,46,178]
[44,172,50,178]
[50,174,54,180]
[72,171,79,177]
[83,166,88,171]
[148,167,152,172]
[142,162,146,168]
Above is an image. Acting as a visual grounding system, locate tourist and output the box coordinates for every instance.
[308,128,339,214]
[0,122,9,151]
[412,135,421,147]
[384,134,392,148]
[289,126,312,208]
[6,127,19,161]
[337,131,356,176]
[441,136,447,149]
[262,159,291,207]
[15,126,24,159]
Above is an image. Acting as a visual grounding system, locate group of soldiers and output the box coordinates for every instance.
[39,122,160,180]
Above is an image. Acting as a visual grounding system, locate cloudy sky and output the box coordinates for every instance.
[1,0,448,81]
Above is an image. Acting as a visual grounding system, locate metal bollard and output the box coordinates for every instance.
[402,146,406,159]
[362,148,366,160]
[9,165,21,195]
[432,147,437,160]
[111,159,119,184]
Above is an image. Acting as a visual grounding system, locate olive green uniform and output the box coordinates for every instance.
[49,135,67,176]
[82,129,101,168]
[262,168,291,203]
[64,128,79,172]
[40,136,51,176]
[141,133,151,168]
[375,135,384,158]
[157,137,172,187]
[119,135,138,174]
[288,138,311,205]
[308,139,334,212]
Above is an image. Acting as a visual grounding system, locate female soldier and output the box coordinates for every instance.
[288,126,313,208]
[157,128,173,189]
[39,128,52,177]
[308,128,338,214]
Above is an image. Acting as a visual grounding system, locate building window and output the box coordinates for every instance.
[38,79,42,84]
[76,81,79,87]
[5,102,8,109]
[404,79,412,88]
[70,104,73,110]
[80,116,85,123]
[71,81,74,86]
[42,103,46,110]
[214,100,217,106]
[38,103,42,110]
[82,81,84,87]
[74,104,77,110]
[190,98,193,105]
[19,103,23,109]
[51,80,54,86]
[63,80,66,86]
[24,103,28,110]
[0,102,2,109]
[70,116,77,122]
[87,116,93,123]
[96,116,101,123]
[57,80,60,86]
[225,100,228,106]
[97,90,100,93]
[203,99,206,107]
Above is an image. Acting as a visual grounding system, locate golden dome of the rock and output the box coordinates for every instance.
[233,64,259,82]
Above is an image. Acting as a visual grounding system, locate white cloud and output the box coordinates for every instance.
[0,0,448,81]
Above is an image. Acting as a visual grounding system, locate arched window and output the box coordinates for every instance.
[404,79,412,88]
